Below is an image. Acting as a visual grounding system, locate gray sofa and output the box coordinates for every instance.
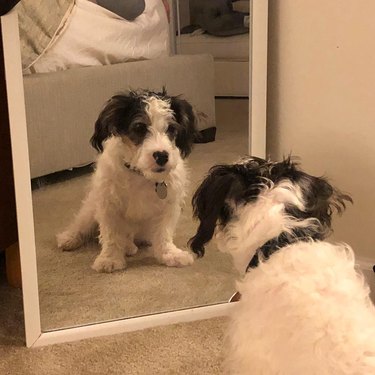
[23,54,215,179]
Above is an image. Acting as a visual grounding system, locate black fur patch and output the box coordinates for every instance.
[90,88,199,157]
[90,95,145,152]
[169,96,200,158]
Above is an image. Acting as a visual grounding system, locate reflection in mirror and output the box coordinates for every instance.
[17,0,250,330]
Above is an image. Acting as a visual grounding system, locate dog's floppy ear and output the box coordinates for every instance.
[269,157,353,238]
[90,94,139,152]
[294,173,353,237]
[189,166,244,257]
[169,96,199,158]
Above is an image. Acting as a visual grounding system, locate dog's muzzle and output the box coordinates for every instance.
[124,162,168,200]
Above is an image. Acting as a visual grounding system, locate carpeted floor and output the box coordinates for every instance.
[31,99,248,330]
[0,266,227,374]
[0,317,227,374]
[0,99,244,374]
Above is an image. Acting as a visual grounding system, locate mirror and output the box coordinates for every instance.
[2,0,268,346]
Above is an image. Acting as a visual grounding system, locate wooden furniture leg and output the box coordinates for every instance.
[5,242,22,288]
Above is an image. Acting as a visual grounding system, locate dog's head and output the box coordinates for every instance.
[91,89,199,180]
[189,156,352,267]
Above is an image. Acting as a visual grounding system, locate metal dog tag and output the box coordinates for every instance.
[155,182,168,199]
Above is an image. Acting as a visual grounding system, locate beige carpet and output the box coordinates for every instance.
[31,99,248,330]
[0,268,227,374]
[0,318,227,374]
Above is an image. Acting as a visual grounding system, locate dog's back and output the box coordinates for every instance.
[227,241,375,375]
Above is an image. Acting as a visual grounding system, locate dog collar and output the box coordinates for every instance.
[124,162,168,200]
[246,232,314,272]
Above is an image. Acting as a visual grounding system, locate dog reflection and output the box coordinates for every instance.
[57,89,197,272]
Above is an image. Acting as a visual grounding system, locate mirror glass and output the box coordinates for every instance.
[17,0,251,330]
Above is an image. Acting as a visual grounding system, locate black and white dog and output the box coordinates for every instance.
[190,156,375,374]
[57,89,197,272]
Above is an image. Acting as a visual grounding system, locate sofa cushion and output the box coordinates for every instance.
[23,55,216,178]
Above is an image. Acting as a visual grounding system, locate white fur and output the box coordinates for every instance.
[57,96,194,272]
[216,180,318,272]
[216,181,375,374]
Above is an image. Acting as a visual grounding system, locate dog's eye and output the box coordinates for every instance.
[128,122,149,145]
[166,124,178,139]
[132,122,148,136]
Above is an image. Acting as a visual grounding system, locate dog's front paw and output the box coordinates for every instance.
[161,248,195,267]
[56,231,83,251]
[92,255,126,273]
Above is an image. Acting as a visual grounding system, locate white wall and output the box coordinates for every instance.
[267,0,375,259]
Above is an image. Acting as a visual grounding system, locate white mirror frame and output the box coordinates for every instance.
[1,0,268,348]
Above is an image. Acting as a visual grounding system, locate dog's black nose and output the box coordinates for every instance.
[153,151,169,166]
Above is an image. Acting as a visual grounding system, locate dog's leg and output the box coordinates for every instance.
[91,203,138,272]
[57,191,97,251]
[91,235,128,273]
[150,205,194,267]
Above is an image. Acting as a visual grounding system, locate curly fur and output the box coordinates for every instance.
[227,241,375,375]
[190,156,375,374]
